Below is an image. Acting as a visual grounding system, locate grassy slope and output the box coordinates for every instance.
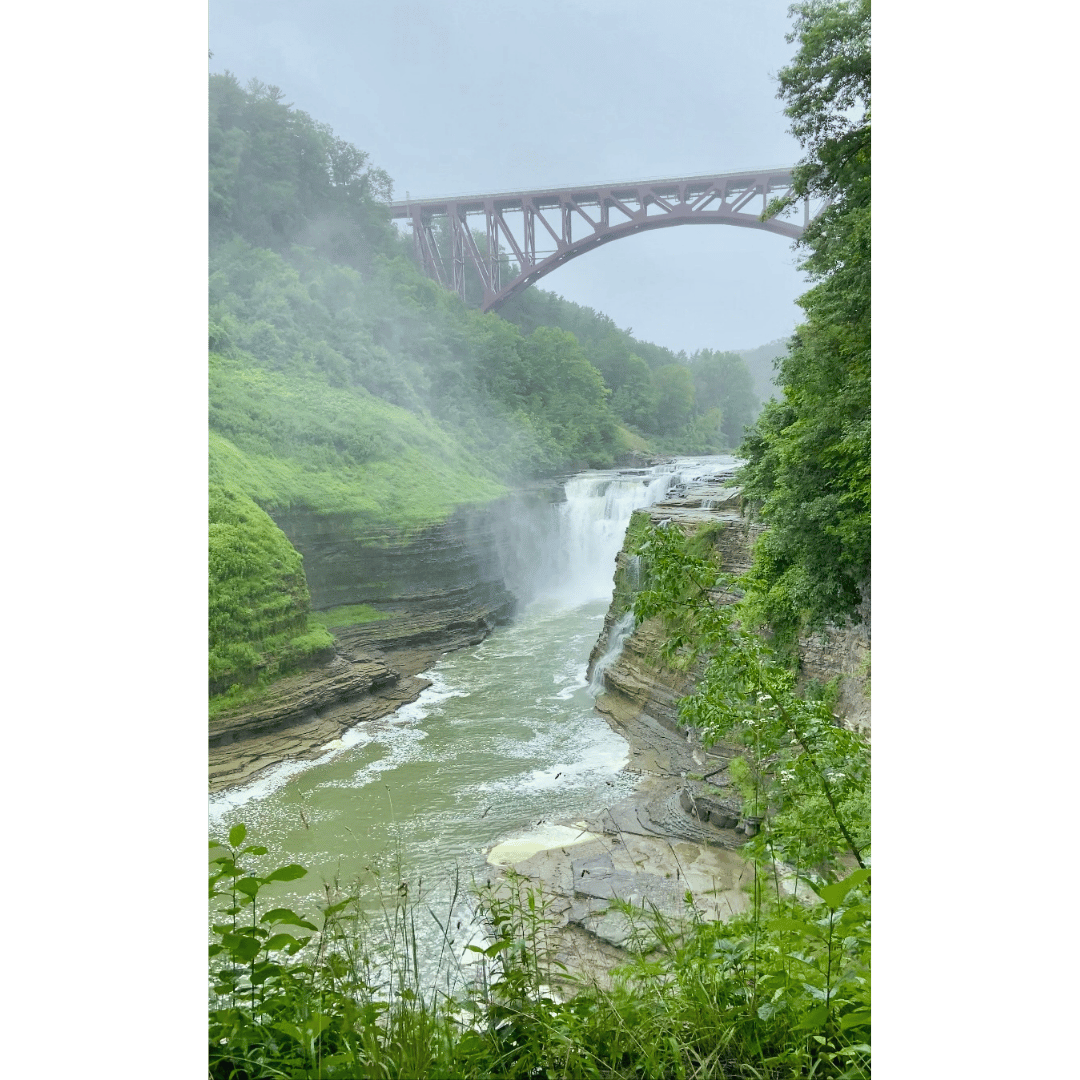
[208,479,334,697]
[209,351,510,700]
[210,352,507,529]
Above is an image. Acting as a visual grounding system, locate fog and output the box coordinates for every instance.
[209,0,809,354]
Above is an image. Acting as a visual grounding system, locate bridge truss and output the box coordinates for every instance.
[389,168,808,312]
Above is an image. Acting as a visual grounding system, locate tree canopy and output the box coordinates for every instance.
[739,0,870,641]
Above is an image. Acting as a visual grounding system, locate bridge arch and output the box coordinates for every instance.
[389,169,808,312]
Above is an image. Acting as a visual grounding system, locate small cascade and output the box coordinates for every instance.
[587,610,636,696]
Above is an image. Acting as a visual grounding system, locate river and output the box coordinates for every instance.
[209,456,738,950]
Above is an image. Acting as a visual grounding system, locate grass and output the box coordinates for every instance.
[310,603,392,629]
[614,423,653,454]
[210,824,870,1079]
[210,353,509,531]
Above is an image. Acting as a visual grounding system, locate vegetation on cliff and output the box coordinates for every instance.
[738,0,871,644]
[208,478,333,697]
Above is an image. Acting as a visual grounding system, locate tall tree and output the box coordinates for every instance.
[690,348,759,447]
[654,364,695,433]
[739,0,870,641]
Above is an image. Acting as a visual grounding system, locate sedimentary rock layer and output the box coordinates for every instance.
[587,480,870,739]
[209,498,522,792]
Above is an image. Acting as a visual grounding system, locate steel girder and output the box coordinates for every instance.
[390,168,808,312]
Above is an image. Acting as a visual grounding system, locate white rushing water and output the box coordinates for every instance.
[209,456,737,952]
[587,609,636,697]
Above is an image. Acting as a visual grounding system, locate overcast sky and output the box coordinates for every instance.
[209,0,810,354]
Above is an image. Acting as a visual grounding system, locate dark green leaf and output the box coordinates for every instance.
[263,863,307,883]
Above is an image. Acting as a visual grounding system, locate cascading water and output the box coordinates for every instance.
[544,471,674,601]
[495,460,723,605]
[587,610,636,696]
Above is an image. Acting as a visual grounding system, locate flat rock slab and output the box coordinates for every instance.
[504,828,753,939]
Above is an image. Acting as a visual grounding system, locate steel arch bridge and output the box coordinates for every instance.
[389,167,809,313]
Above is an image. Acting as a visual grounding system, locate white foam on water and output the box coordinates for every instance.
[487,824,603,867]
[208,673,464,822]
[313,723,430,791]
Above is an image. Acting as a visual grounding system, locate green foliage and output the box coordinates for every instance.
[690,348,759,446]
[500,289,759,447]
[208,477,333,694]
[609,352,659,430]
[652,364,695,433]
[739,0,871,640]
[209,73,398,271]
[210,818,869,1079]
[632,522,869,875]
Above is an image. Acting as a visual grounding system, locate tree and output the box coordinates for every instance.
[653,364,695,433]
[517,326,618,466]
[208,73,397,271]
[738,0,870,643]
[609,353,658,430]
[690,349,758,447]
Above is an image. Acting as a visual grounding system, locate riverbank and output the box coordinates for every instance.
[209,590,513,792]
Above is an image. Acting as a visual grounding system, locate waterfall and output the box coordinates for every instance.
[546,470,674,602]
[587,610,636,696]
[492,456,738,607]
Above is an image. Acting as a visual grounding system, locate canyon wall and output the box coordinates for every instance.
[587,488,870,742]
[209,496,534,791]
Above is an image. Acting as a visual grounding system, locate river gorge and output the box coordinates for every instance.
[209,455,869,981]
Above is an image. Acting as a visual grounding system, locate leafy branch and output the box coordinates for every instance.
[632,523,869,871]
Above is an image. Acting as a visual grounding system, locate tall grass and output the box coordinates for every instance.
[210,820,869,1079]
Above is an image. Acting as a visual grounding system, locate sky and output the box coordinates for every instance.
[209,0,809,354]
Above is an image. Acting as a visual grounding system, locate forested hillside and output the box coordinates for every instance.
[208,72,767,698]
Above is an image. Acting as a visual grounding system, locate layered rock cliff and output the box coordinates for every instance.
[209,497,527,791]
[587,477,870,743]
[575,474,869,855]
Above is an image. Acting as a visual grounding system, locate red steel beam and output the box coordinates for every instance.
[389,168,810,312]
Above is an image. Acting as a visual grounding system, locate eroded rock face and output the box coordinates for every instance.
[209,498,523,792]
[272,501,520,613]
[587,484,870,739]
